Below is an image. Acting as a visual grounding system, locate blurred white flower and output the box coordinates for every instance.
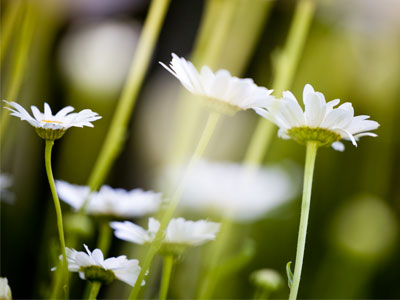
[56,180,162,218]
[0,277,12,300]
[251,269,283,292]
[319,0,400,35]
[111,217,220,248]
[66,244,141,286]
[0,174,14,203]
[3,101,101,140]
[59,20,140,95]
[160,53,274,114]
[256,84,379,151]
[159,159,298,222]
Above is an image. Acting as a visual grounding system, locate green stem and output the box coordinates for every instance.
[244,0,315,166]
[289,141,318,300]
[196,215,233,298]
[129,111,221,299]
[88,282,101,300]
[0,2,36,142]
[253,287,270,300]
[159,255,174,300]
[85,0,171,194]
[97,220,112,254]
[44,140,69,298]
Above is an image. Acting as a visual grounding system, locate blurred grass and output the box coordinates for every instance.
[1,0,400,299]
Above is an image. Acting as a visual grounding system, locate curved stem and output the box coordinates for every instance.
[244,0,315,166]
[129,111,221,299]
[159,255,174,300]
[289,141,318,300]
[45,140,69,298]
[88,282,101,300]
[85,0,171,195]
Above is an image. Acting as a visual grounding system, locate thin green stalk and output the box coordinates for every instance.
[129,111,221,299]
[196,215,233,298]
[196,2,316,297]
[159,255,174,300]
[244,0,315,165]
[0,3,36,142]
[88,282,101,300]
[45,140,69,298]
[253,287,270,300]
[289,141,318,300]
[97,220,112,254]
[86,0,171,193]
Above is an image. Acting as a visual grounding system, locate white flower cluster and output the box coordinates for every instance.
[160,159,299,222]
[160,54,379,151]
[111,217,220,253]
[56,180,161,218]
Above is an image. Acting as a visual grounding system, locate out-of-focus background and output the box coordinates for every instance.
[1,0,400,298]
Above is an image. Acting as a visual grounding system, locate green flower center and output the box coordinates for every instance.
[287,126,341,147]
[35,127,66,140]
[82,265,116,285]
[159,242,189,257]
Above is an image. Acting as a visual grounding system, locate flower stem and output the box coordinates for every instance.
[244,0,315,166]
[253,287,270,300]
[129,111,221,299]
[289,141,318,300]
[97,219,112,254]
[86,0,171,194]
[159,255,174,300]
[196,215,233,298]
[44,140,69,298]
[88,282,101,300]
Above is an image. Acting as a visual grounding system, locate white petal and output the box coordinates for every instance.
[331,141,345,152]
[304,92,326,126]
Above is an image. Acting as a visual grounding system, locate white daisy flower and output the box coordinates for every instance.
[160,53,274,115]
[0,277,12,300]
[66,244,141,286]
[159,159,299,222]
[3,101,101,140]
[56,180,162,218]
[111,217,220,254]
[256,84,379,151]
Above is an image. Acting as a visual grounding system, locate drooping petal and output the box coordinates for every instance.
[331,141,345,152]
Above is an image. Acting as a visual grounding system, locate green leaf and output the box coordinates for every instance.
[286,261,293,289]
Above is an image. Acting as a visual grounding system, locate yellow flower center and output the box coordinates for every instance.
[42,119,62,124]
